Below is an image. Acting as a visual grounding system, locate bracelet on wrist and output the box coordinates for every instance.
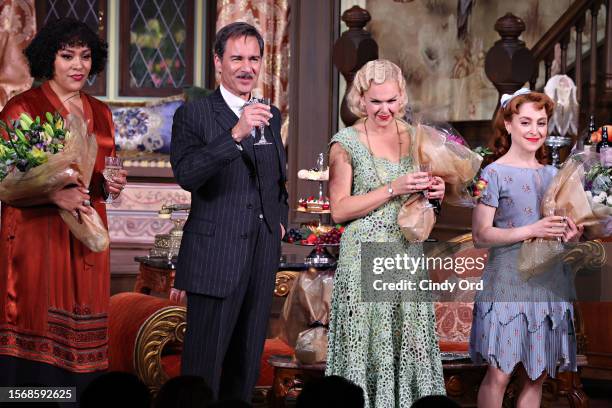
[386,182,394,197]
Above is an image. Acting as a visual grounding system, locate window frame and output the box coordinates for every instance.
[118,0,195,97]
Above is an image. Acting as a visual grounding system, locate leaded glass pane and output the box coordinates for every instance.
[128,0,188,90]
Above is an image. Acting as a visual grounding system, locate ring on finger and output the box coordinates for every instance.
[83,199,91,206]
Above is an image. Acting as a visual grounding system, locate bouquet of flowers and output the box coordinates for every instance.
[414,122,487,207]
[0,112,69,182]
[518,151,612,279]
[279,268,333,364]
[397,121,484,241]
[0,111,109,252]
[463,146,493,204]
[585,162,612,207]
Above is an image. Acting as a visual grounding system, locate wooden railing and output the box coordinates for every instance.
[528,0,611,120]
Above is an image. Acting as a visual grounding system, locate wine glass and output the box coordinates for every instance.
[254,97,272,146]
[419,163,434,208]
[102,156,123,204]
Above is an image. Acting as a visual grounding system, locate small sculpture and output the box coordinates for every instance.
[544,74,579,137]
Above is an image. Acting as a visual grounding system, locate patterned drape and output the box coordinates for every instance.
[0,0,35,110]
[216,0,290,135]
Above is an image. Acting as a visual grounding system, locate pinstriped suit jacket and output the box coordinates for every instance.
[170,88,288,297]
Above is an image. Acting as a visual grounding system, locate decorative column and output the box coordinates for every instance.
[332,5,378,126]
[484,13,535,117]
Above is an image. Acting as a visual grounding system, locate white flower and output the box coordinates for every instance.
[599,191,607,200]
[593,194,606,204]
[607,195,612,206]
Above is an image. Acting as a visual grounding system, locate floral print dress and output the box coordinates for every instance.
[469,162,577,380]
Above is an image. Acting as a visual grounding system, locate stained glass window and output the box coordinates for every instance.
[35,0,108,96]
[119,0,194,96]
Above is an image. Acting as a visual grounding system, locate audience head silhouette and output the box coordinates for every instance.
[153,375,214,408]
[207,399,252,407]
[410,395,461,408]
[296,375,365,408]
[81,371,150,408]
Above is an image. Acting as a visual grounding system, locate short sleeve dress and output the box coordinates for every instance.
[469,162,577,380]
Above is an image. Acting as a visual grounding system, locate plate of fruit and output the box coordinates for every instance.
[284,225,344,246]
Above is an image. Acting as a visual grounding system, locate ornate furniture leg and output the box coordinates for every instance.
[557,371,590,408]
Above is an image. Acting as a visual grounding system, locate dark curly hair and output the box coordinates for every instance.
[485,91,554,166]
[24,18,108,80]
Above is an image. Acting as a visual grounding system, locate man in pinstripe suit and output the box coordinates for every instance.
[170,22,288,402]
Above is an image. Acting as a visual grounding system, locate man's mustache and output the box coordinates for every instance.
[237,73,254,79]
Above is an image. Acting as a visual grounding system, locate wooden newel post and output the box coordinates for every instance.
[332,5,378,126]
[485,13,535,118]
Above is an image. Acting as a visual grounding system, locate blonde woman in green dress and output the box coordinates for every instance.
[327,59,447,407]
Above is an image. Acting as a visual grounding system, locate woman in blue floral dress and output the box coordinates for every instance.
[470,90,583,407]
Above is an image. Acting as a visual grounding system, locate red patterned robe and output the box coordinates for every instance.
[0,81,114,375]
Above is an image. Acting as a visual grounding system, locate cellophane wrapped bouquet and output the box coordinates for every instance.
[518,151,612,279]
[0,111,109,252]
[398,120,486,241]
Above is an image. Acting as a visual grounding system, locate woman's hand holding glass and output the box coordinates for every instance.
[532,208,583,242]
[529,216,565,239]
[426,176,445,200]
[563,216,583,242]
[390,172,431,196]
[529,214,572,241]
[103,156,127,203]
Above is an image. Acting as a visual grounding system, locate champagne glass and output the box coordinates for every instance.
[254,97,272,145]
[554,208,568,242]
[545,207,567,242]
[419,163,434,208]
[102,156,123,204]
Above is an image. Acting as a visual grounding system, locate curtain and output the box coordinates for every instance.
[0,0,35,110]
[216,0,290,143]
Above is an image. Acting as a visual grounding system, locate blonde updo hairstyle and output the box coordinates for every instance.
[346,59,408,119]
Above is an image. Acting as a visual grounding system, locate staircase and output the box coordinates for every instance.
[528,0,611,125]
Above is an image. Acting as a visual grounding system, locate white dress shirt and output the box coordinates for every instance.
[220,84,248,118]
[220,84,251,150]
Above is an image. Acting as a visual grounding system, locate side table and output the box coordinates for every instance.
[134,256,176,296]
[267,355,326,407]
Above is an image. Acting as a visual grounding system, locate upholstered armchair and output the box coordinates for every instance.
[108,280,296,396]
[108,292,185,394]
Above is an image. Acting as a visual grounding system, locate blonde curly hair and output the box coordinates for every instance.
[346,59,408,118]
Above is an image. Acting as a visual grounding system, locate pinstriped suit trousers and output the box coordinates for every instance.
[181,216,279,402]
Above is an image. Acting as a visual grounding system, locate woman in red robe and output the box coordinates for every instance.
[0,18,126,393]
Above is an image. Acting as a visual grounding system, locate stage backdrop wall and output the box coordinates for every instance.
[358,0,606,122]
